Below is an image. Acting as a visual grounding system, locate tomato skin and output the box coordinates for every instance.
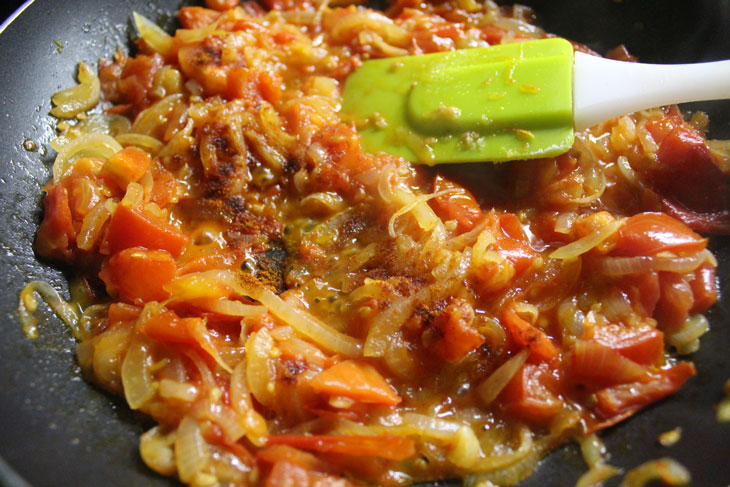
[655,272,695,330]
[103,204,188,257]
[430,175,482,233]
[592,325,664,366]
[502,307,558,363]
[266,435,416,461]
[36,183,76,260]
[612,213,706,257]
[500,362,564,425]
[590,362,696,432]
[308,360,401,406]
[690,264,718,313]
[139,308,223,366]
[99,247,176,303]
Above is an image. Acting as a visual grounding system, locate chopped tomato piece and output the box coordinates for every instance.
[612,213,706,257]
[427,298,485,363]
[500,362,564,425]
[140,308,223,366]
[481,26,505,45]
[205,0,239,11]
[655,272,694,330]
[36,183,76,260]
[430,175,483,233]
[624,271,661,317]
[258,445,331,473]
[266,435,416,461]
[107,302,141,328]
[593,362,696,428]
[592,325,664,366]
[178,6,221,29]
[412,23,464,53]
[100,147,152,190]
[226,68,282,105]
[690,264,718,313]
[571,340,647,387]
[308,360,401,406]
[494,214,534,274]
[645,116,730,233]
[104,204,188,257]
[150,166,177,208]
[645,114,684,145]
[264,461,354,487]
[99,247,176,303]
[502,307,558,363]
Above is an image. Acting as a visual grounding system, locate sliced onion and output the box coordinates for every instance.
[576,463,622,487]
[549,219,623,260]
[121,337,156,409]
[185,349,218,392]
[197,298,267,317]
[447,426,482,469]
[230,358,268,446]
[401,413,462,440]
[716,395,730,423]
[245,328,277,407]
[116,133,164,154]
[52,133,122,182]
[666,314,710,355]
[133,12,174,56]
[579,433,607,469]
[159,379,198,402]
[196,400,246,443]
[233,273,363,357]
[50,62,100,119]
[175,415,209,484]
[18,281,81,340]
[618,458,690,487]
[596,251,710,277]
[131,94,184,136]
[557,297,584,344]
[77,201,111,251]
[121,181,144,207]
[140,426,177,476]
[472,424,534,470]
[387,188,456,238]
[52,113,132,151]
[477,348,529,405]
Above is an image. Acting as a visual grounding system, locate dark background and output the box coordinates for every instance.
[1,1,24,25]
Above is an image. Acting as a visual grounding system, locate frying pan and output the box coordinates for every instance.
[1,1,729,486]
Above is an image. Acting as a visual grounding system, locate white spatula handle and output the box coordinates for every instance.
[573,51,730,131]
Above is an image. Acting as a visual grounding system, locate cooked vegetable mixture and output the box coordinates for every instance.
[24,0,730,486]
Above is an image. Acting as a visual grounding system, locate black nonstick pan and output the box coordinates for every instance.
[1,1,729,486]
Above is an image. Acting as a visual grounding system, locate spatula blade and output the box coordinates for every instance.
[342,37,575,165]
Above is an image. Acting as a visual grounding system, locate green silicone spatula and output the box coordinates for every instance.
[341,37,730,165]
